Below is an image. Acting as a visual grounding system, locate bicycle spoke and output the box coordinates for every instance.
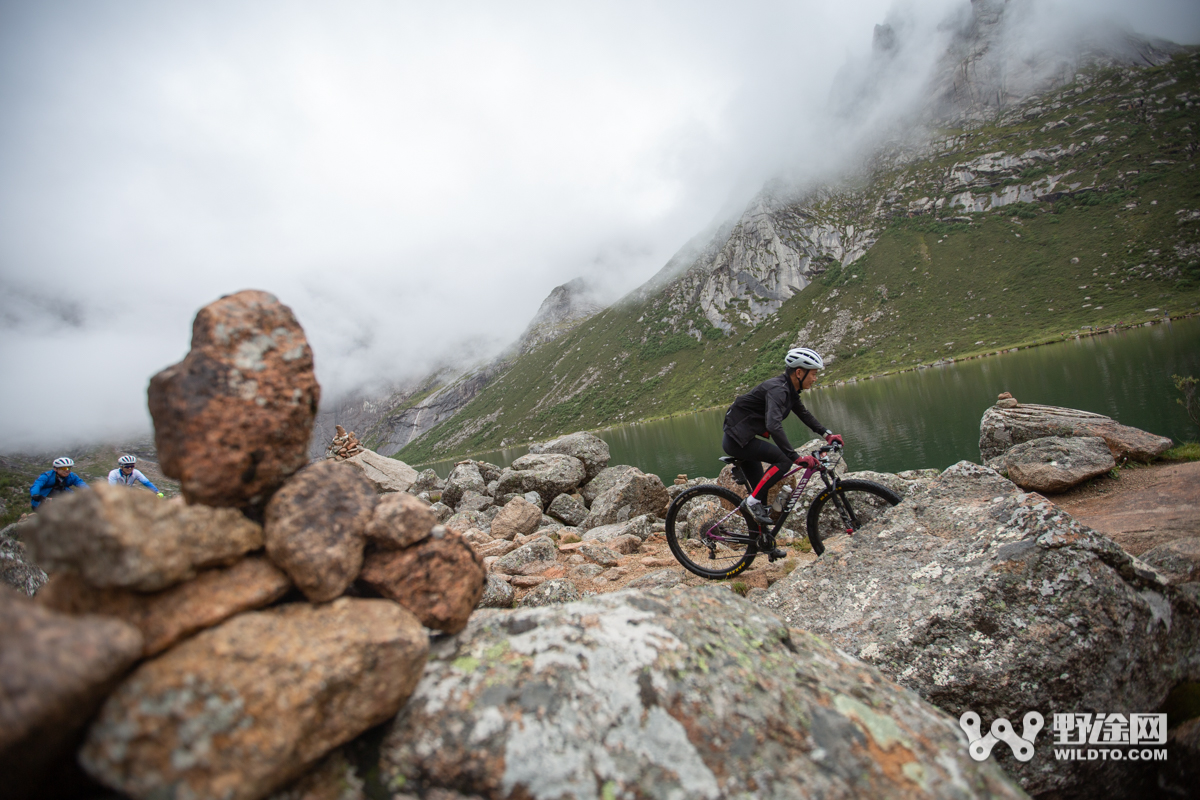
[666,486,759,579]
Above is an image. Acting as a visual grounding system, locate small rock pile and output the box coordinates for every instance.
[979,391,1173,492]
[418,431,692,606]
[326,424,365,460]
[1,290,483,800]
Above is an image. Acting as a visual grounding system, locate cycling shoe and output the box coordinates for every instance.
[766,547,788,562]
[744,500,774,529]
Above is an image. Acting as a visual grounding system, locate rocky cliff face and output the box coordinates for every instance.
[516,277,604,354]
[927,0,1180,124]
[641,0,1183,337]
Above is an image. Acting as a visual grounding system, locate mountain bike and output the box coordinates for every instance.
[664,444,901,580]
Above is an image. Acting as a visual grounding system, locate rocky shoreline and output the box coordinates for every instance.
[2,290,1197,799]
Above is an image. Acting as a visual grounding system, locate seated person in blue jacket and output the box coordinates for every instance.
[108,454,164,496]
[30,457,89,509]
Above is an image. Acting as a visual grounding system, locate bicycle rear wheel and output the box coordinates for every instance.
[665,485,759,579]
[805,480,901,556]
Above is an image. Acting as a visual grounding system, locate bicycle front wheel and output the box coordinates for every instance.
[665,485,759,580]
[805,479,901,556]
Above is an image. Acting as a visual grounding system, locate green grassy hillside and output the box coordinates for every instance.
[398,52,1200,464]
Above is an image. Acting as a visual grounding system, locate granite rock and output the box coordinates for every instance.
[1003,435,1116,493]
[379,587,1023,799]
[489,497,543,541]
[36,557,291,657]
[1,589,143,800]
[528,431,611,482]
[25,485,263,592]
[80,598,428,800]
[358,526,486,634]
[341,449,419,494]
[365,492,437,550]
[264,460,377,602]
[148,290,320,511]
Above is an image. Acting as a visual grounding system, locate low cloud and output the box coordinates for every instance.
[0,0,1195,451]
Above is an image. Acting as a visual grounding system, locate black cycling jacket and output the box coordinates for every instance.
[723,372,828,462]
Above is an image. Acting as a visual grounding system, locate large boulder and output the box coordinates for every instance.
[445,509,489,535]
[528,431,611,481]
[148,290,321,511]
[489,496,543,541]
[36,557,291,657]
[546,492,588,526]
[357,526,486,634]
[580,514,654,544]
[0,520,47,596]
[441,462,487,509]
[493,536,557,574]
[758,461,1200,796]
[409,468,444,495]
[580,464,638,506]
[80,598,428,800]
[580,468,669,529]
[24,485,263,592]
[264,460,377,603]
[1,589,143,800]
[494,453,586,505]
[340,449,419,494]
[379,586,1023,799]
[472,460,504,484]
[516,577,582,607]
[478,574,516,609]
[1138,538,1200,585]
[979,396,1173,463]
[1003,435,1116,493]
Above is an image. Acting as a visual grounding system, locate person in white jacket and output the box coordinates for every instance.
[108,454,163,496]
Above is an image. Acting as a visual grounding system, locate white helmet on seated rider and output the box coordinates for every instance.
[785,347,824,371]
[118,454,137,466]
[52,457,74,469]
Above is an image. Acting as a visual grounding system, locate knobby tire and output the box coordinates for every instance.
[805,479,902,555]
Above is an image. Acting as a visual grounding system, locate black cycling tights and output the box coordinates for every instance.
[721,433,793,501]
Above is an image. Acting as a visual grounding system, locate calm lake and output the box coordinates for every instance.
[421,317,1200,483]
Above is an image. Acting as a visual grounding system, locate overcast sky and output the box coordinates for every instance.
[1,0,1197,452]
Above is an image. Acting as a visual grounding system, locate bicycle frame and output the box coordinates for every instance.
[699,446,842,546]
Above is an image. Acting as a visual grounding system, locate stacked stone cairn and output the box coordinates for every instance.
[9,294,1147,798]
[326,424,365,460]
[0,291,482,800]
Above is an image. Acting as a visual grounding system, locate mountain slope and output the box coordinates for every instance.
[311,278,604,456]
[397,48,1200,465]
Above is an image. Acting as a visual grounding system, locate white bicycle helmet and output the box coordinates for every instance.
[118,454,137,466]
[785,347,824,370]
[52,457,74,468]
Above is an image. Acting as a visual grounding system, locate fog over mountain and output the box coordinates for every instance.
[1,0,1197,451]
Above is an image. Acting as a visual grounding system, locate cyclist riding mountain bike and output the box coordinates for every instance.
[723,347,843,557]
[108,454,163,496]
[30,457,89,509]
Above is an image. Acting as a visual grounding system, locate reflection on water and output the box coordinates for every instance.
[420,318,1200,482]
